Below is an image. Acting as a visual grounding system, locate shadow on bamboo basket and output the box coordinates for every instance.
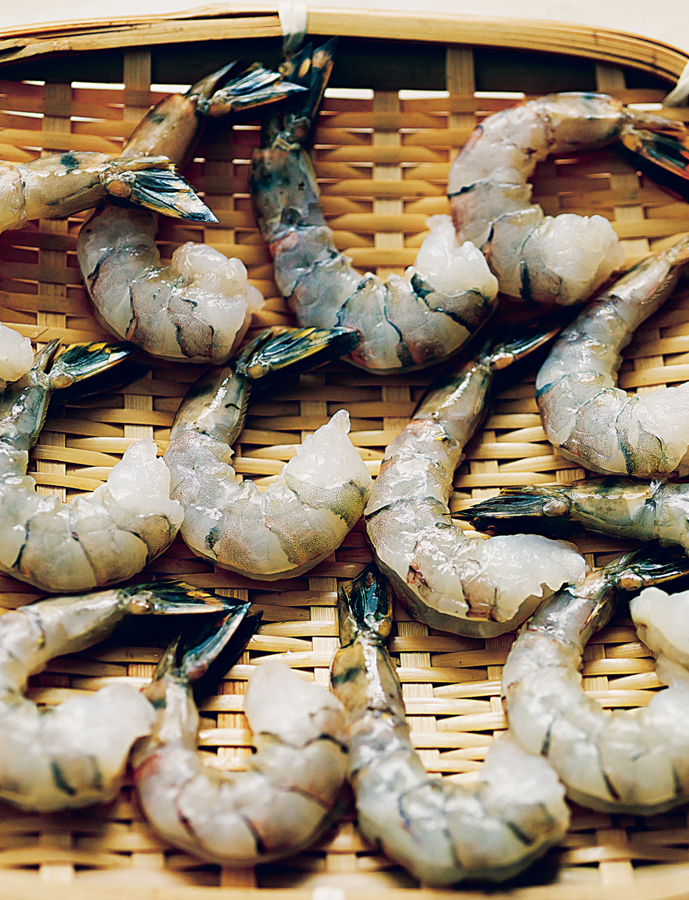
[1,6,689,899]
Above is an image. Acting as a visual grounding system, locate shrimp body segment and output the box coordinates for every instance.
[164,326,372,580]
[449,92,631,305]
[134,657,348,865]
[0,581,231,812]
[365,319,586,636]
[536,235,689,478]
[249,43,499,373]
[77,63,303,364]
[331,565,570,886]
[0,341,183,592]
[503,547,689,815]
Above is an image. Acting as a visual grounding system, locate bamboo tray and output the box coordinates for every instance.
[1,7,689,899]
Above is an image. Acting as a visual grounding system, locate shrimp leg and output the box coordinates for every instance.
[249,42,500,374]
[536,235,689,478]
[134,616,349,865]
[0,340,183,592]
[0,581,234,812]
[503,545,689,815]
[330,564,569,886]
[77,62,304,364]
[164,325,373,580]
[365,312,586,637]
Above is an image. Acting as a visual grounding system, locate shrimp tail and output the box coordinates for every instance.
[486,304,585,372]
[154,603,260,699]
[236,324,360,383]
[120,580,247,616]
[262,39,337,147]
[47,340,139,394]
[608,544,689,592]
[457,486,576,537]
[102,155,217,222]
[203,60,308,117]
[337,562,393,647]
[619,118,689,203]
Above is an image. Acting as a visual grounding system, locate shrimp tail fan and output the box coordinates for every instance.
[203,60,308,117]
[457,486,576,538]
[619,118,689,202]
[337,563,393,647]
[103,156,217,222]
[47,340,139,394]
[237,324,361,384]
[155,604,261,699]
[486,304,585,374]
[262,39,338,147]
[611,544,689,592]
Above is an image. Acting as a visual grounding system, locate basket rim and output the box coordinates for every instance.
[0,4,687,84]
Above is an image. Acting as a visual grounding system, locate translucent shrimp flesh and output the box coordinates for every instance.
[0,150,215,231]
[0,580,232,812]
[503,546,689,815]
[164,325,372,580]
[249,42,500,373]
[0,323,33,387]
[330,565,570,886]
[364,316,586,637]
[458,477,689,558]
[536,235,689,477]
[134,643,348,866]
[76,62,304,364]
[0,340,183,592]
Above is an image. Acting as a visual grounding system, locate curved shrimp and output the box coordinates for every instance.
[164,325,372,580]
[0,150,214,231]
[0,580,232,812]
[449,92,689,305]
[364,315,586,637]
[0,340,183,592]
[503,546,689,815]
[249,42,500,374]
[458,477,689,557]
[77,62,304,364]
[536,235,689,478]
[134,630,348,866]
[330,565,569,886]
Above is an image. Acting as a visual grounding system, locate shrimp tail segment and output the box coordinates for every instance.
[486,305,585,374]
[202,60,308,117]
[457,486,576,537]
[620,117,689,203]
[238,324,360,383]
[337,563,393,649]
[102,155,217,222]
[607,544,689,592]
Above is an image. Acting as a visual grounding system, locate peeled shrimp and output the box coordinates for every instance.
[0,340,182,592]
[0,150,214,231]
[134,656,348,865]
[503,546,689,815]
[249,42,500,373]
[0,580,229,812]
[77,62,303,363]
[365,318,586,637]
[330,565,569,886]
[164,326,372,580]
[459,477,689,557]
[536,235,689,478]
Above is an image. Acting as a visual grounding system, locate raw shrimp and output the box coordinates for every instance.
[134,633,348,866]
[0,323,33,387]
[249,42,500,373]
[365,315,586,637]
[449,92,689,305]
[536,235,689,477]
[458,477,689,556]
[503,546,689,815]
[0,150,215,229]
[330,564,570,886]
[0,580,232,812]
[0,340,183,592]
[77,62,304,364]
[164,325,372,580]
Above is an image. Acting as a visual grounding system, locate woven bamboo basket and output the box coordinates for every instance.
[1,6,689,899]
